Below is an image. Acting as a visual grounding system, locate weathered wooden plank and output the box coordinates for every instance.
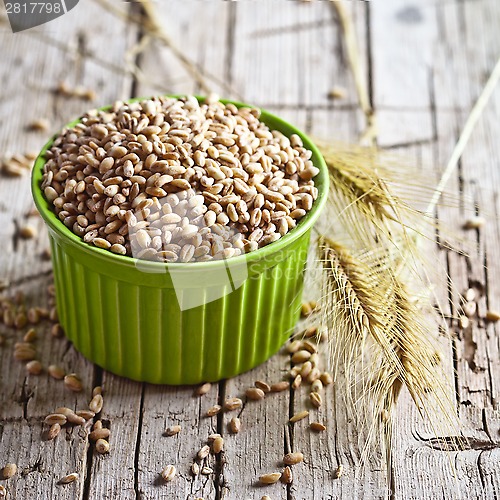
[222,352,290,499]
[127,3,232,499]
[370,0,436,147]
[432,0,500,114]
[85,375,143,500]
[136,384,221,499]
[0,2,139,499]
[383,107,500,500]
[133,0,232,99]
[292,110,390,500]
[0,421,88,500]
[230,0,364,109]
[369,0,500,488]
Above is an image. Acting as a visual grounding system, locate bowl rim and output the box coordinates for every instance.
[31,96,329,271]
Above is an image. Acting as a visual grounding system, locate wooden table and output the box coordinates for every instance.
[1,1,499,498]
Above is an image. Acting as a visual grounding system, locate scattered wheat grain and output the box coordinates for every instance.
[48,365,65,380]
[286,340,302,353]
[28,118,50,132]
[26,360,43,375]
[48,423,61,440]
[464,301,477,318]
[319,372,332,385]
[212,436,224,454]
[76,410,95,420]
[255,380,271,393]
[292,374,302,390]
[89,428,110,441]
[245,387,265,400]
[44,413,67,426]
[283,452,303,465]
[334,465,344,479]
[291,350,311,364]
[229,417,241,434]
[270,381,290,392]
[165,425,181,437]
[161,465,176,482]
[197,445,210,460]
[206,405,222,417]
[281,466,293,484]
[486,310,500,322]
[2,464,17,480]
[309,392,322,408]
[23,329,37,342]
[58,472,79,485]
[259,472,281,485]
[51,323,64,338]
[95,439,110,454]
[289,410,309,423]
[89,394,103,413]
[310,422,326,432]
[224,397,242,411]
[19,225,37,239]
[196,382,212,396]
[463,216,486,229]
[64,373,83,392]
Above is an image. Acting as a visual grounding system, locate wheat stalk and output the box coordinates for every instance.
[319,238,462,456]
[427,56,500,215]
[330,1,376,145]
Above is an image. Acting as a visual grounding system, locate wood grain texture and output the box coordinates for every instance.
[370,0,500,498]
[0,0,499,498]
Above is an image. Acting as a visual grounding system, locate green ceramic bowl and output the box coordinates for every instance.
[31,97,328,384]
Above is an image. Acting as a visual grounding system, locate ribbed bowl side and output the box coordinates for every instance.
[49,229,310,385]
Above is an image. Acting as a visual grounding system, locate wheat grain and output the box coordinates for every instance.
[89,394,103,413]
[224,398,242,411]
[463,216,486,229]
[23,329,37,342]
[58,473,79,485]
[289,410,309,423]
[310,422,326,432]
[160,465,176,482]
[89,428,110,441]
[212,436,224,454]
[309,392,322,408]
[197,445,210,460]
[206,405,221,417]
[259,473,281,485]
[1,464,17,480]
[48,423,61,440]
[486,310,500,322]
[334,465,343,479]
[64,373,83,392]
[48,365,65,380]
[165,425,181,437]
[292,374,302,390]
[245,387,265,401]
[255,380,271,393]
[43,97,318,263]
[229,417,241,434]
[281,466,293,484]
[291,350,311,364]
[95,439,110,454]
[283,452,303,465]
[26,360,43,375]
